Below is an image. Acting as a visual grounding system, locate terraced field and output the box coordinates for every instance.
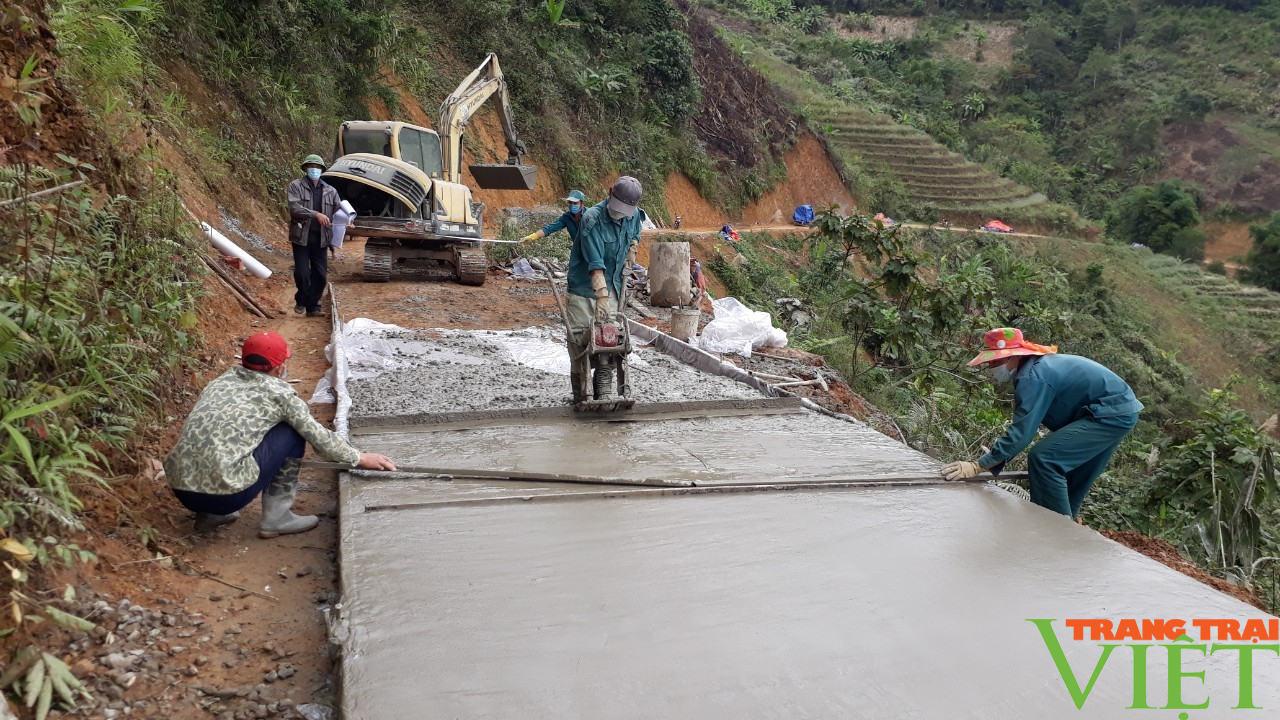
[805,98,1048,214]
[1142,254,1280,347]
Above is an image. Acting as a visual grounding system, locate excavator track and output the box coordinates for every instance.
[455,247,488,286]
[364,240,393,282]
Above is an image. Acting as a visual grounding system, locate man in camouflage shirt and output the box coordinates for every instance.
[164,332,396,536]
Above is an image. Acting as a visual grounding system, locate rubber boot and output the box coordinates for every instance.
[593,366,615,399]
[194,511,240,533]
[258,460,319,538]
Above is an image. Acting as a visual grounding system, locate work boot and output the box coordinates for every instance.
[593,366,615,399]
[193,511,240,533]
[258,460,319,538]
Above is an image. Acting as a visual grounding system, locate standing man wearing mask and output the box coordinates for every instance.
[563,176,645,402]
[521,190,589,244]
[940,328,1143,520]
[287,154,341,317]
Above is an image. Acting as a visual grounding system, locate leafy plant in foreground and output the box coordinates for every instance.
[1149,383,1280,583]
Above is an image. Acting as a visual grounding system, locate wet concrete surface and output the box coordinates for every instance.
[347,327,764,418]
[338,327,1279,718]
[339,483,1279,719]
[353,411,938,485]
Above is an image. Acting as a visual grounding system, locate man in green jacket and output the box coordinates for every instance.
[520,189,588,244]
[941,327,1143,519]
[287,154,341,317]
[564,176,645,402]
[164,332,396,536]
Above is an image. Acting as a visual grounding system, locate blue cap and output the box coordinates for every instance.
[563,189,586,203]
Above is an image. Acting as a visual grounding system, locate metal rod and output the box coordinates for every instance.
[362,473,1030,513]
[304,459,1026,491]
[299,460,695,488]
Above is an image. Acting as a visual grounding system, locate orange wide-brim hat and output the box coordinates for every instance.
[967,327,1058,366]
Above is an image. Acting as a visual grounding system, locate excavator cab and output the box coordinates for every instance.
[335,122,444,179]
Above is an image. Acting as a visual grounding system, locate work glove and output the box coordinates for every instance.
[626,243,637,269]
[591,271,611,323]
[594,298,612,324]
[940,461,983,482]
[521,232,538,243]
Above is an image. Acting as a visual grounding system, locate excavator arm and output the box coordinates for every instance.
[438,53,537,190]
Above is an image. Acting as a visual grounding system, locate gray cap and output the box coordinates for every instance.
[606,176,643,218]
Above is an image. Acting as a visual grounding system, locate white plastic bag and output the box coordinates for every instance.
[696,297,787,357]
[330,203,356,249]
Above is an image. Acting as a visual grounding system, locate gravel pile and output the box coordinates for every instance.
[346,328,766,419]
[34,592,321,720]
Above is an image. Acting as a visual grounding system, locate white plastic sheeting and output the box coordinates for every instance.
[696,297,787,357]
[311,318,427,406]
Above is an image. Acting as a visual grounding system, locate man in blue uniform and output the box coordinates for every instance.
[563,176,645,402]
[941,328,1143,519]
[521,190,588,244]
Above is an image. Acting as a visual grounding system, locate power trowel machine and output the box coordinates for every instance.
[547,274,635,413]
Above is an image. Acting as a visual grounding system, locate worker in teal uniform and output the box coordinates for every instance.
[941,328,1143,519]
[563,176,645,401]
[521,190,589,244]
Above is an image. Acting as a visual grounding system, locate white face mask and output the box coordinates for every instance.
[990,362,1019,384]
[607,208,626,221]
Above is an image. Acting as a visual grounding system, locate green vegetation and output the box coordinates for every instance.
[1240,212,1280,291]
[0,0,206,688]
[148,0,793,219]
[0,159,199,695]
[1106,180,1205,260]
[716,209,1280,607]
[697,0,1280,235]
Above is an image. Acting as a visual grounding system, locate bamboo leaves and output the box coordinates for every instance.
[0,648,92,720]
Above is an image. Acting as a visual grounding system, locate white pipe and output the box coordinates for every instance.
[201,222,272,279]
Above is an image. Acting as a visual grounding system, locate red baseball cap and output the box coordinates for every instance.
[242,332,291,371]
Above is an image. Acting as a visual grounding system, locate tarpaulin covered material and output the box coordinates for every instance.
[696,297,787,357]
[983,219,1014,233]
[792,204,814,225]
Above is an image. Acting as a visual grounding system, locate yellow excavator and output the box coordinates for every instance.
[322,54,536,284]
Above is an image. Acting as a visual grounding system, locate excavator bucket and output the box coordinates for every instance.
[469,163,537,190]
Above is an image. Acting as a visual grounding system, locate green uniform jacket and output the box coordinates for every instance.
[163,366,361,495]
[539,209,585,241]
[979,353,1143,470]
[567,200,645,300]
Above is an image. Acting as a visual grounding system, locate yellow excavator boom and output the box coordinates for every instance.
[438,53,536,190]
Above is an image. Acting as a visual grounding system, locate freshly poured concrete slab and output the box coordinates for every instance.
[339,482,1279,719]
[352,411,939,486]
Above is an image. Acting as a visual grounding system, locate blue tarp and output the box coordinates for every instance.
[792,205,814,225]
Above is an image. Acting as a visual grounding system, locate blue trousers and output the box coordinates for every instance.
[172,423,305,515]
[1027,413,1138,518]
